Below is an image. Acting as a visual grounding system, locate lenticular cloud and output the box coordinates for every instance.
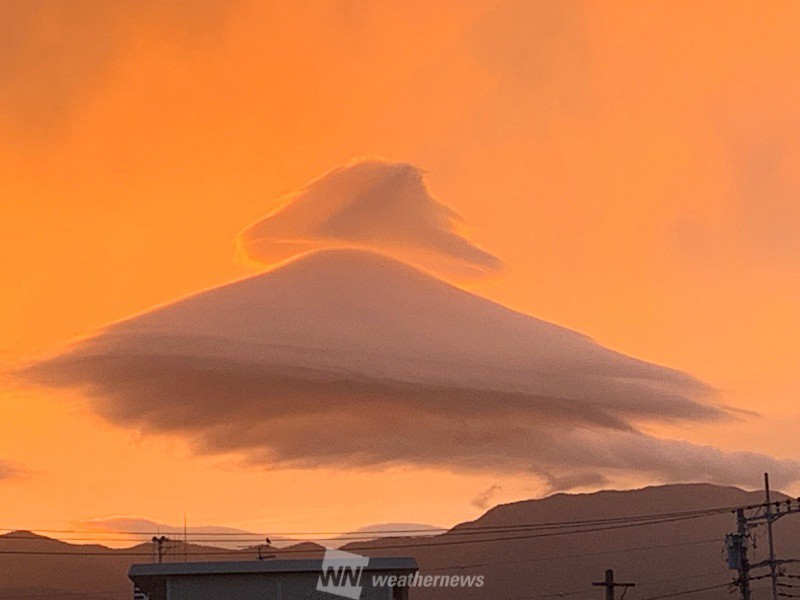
[17,160,800,490]
[20,249,800,489]
[235,159,503,280]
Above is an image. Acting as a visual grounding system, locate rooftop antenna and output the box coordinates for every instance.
[152,536,169,563]
[258,537,275,560]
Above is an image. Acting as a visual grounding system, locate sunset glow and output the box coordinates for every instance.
[2,0,799,545]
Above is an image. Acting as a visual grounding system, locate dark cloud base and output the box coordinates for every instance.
[16,248,800,491]
[21,349,800,490]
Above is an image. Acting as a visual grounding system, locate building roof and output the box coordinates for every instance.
[129,557,418,578]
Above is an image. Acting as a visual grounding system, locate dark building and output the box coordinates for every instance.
[129,557,418,600]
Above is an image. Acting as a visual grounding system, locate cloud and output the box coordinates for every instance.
[80,517,441,549]
[79,516,253,536]
[721,98,800,265]
[542,471,608,493]
[19,247,799,489]
[0,460,24,481]
[0,0,238,138]
[470,0,593,143]
[78,517,263,549]
[348,523,442,537]
[235,159,503,281]
[472,484,502,510]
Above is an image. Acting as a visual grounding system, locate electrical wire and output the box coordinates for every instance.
[423,537,721,572]
[0,500,781,600]
[0,506,736,557]
[0,504,741,540]
[640,581,732,599]
[0,511,728,557]
[625,572,774,600]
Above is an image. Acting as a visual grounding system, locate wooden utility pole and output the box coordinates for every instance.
[592,569,635,600]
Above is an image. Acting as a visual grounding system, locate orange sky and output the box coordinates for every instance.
[1,0,799,538]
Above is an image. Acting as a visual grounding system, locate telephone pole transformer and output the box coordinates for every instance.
[726,509,751,600]
[726,473,800,600]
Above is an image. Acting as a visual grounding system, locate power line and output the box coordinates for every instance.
[534,590,588,598]
[0,504,742,539]
[424,537,721,572]
[632,571,772,600]
[3,488,797,600]
[641,581,732,599]
[642,569,733,586]
[0,505,742,600]
[593,569,635,600]
[0,508,734,554]
[0,521,720,545]
[725,474,800,600]
[453,566,733,600]
[0,511,728,558]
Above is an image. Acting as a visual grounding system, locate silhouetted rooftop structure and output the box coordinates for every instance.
[129,557,418,600]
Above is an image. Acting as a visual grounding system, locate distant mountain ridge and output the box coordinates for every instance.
[3,483,797,599]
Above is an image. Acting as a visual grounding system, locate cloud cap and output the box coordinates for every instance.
[236,159,502,280]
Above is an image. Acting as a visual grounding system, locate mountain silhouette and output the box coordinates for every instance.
[2,484,796,599]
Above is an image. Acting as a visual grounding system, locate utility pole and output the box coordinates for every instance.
[727,509,751,600]
[765,473,779,600]
[183,514,188,563]
[726,473,800,600]
[592,569,635,600]
[152,535,169,564]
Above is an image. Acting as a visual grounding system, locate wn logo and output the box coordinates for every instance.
[317,548,370,599]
